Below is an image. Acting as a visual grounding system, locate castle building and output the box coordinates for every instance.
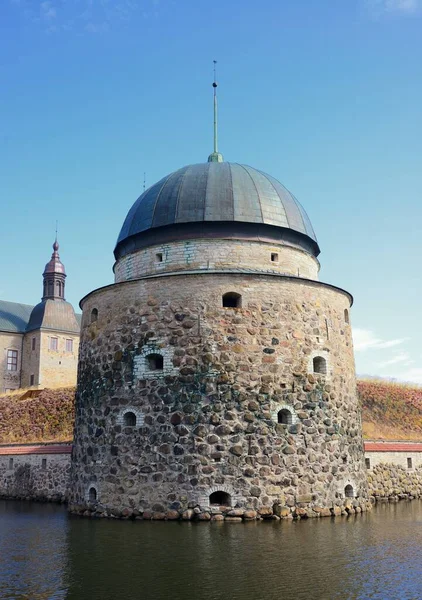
[69,130,369,517]
[0,241,80,392]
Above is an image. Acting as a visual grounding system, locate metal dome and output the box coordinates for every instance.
[115,162,319,259]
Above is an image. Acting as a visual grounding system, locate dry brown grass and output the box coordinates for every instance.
[0,387,75,444]
[1,378,422,445]
[359,379,422,440]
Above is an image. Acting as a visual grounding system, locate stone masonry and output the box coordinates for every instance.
[0,446,71,502]
[69,263,371,520]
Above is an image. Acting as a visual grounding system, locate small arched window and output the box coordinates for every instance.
[146,353,163,371]
[344,309,350,324]
[313,356,327,375]
[222,292,242,308]
[344,485,354,498]
[277,409,292,425]
[88,487,97,502]
[123,411,136,426]
[209,491,232,507]
[90,308,98,323]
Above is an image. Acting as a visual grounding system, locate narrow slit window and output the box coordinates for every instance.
[123,411,136,426]
[344,309,350,324]
[271,253,279,262]
[277,409,292,425]
[345,485,354,498]
[365,458,370,469]
[42,458,47,470]
[91,308,98,323]
[209,491,231,506]
[30,374,35,386]
[31,337,36,351]
[156,253,163,263]
[222,292,242,308]
[407,457,412,469]
[313,356,327,375]
[89,487,97,502]
[146,353,164,371]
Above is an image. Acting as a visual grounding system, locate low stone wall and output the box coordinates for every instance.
[367,463,422,503]
[68,497,372,521]
[0,444,71,502]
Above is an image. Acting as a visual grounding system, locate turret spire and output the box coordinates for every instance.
[42,236,66,301]
[208,60,224,163]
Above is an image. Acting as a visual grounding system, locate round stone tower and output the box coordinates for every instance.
[69,160,370,519]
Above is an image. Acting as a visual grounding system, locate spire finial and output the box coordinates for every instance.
[208,60,224,163]
[53,221,59,252]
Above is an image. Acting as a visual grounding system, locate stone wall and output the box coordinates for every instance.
[0,445,71,502]
[368,463,422,502]
[70,270,369,519]
[113,239,320,283]
[0,331,23,392]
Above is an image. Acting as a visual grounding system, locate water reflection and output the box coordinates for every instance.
[0,501,69,600]
[0,501,421,600]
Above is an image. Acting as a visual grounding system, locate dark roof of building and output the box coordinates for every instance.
[0,299,81,334]
[26,300,80,333]
[0,301,34,333]
[115,162,319,259]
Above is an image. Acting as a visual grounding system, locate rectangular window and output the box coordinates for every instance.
[31,337,36,351]
[30,374,35,386]
[365,458,371,469]
[156,252,163,263]
[407,457,412,469]
[271,252,279,262]
[6,350,18,371]
[42,458,47,470]
[49,337,58,351]
[65,339,73,352]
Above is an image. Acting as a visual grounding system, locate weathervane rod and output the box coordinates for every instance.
[213,60,218,154]
[207,61,223,163]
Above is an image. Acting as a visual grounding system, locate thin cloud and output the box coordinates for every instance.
[40,1,56,19]
[353,328,408,352]
[377,351,414,368]
[393,367,422,384]
[366,0,420,15]
[10,0,159,33]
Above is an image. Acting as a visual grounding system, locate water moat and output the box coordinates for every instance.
[0,500,421,600]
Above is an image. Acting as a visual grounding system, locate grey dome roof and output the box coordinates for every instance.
[26,300,80,333]
[115,162,319,258]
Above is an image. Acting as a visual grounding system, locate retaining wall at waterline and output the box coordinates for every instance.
[0,444,71,502]
[1,442,421,518]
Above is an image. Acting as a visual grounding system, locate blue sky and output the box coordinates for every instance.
[1,0,421,381]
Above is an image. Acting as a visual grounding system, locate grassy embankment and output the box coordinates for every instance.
[358,379,422,440]
[1,379,422,444]
[0,387,74,444]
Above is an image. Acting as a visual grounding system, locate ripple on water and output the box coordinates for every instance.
[0,501,421,600]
